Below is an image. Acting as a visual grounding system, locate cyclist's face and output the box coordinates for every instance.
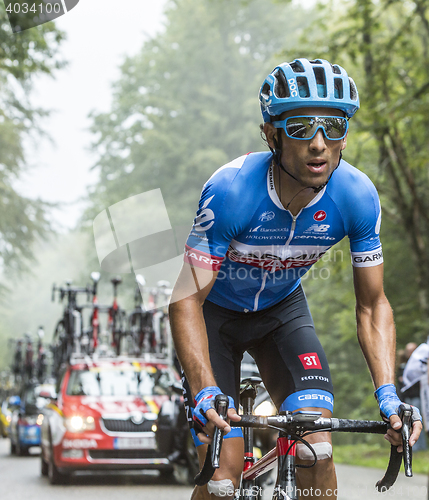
[264,107,347,189]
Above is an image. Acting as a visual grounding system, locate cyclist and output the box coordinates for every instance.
[169,58,422,499]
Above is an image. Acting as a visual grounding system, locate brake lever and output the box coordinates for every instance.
[211,394,229,468]
[399,403,413,477]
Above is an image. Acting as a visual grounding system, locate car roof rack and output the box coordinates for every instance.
[69,352,173,367]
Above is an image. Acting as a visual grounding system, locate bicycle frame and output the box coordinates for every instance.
[107,277,126,355]
[51,282,90,372]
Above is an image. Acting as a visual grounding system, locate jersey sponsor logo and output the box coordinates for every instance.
[226,247,326,271]
[248,226,289,234]
[313,210,327,221]
[294,234,335,241]
[268,165,275,191]
[184,245,223,271]
[351,248,383,268]
[227,247,326,272]
[304,224,330,233]
[298,352,323,370]
[193,195,215,232]
[353,252,383,264]
[259,211,275,222]
[246,235,285,240]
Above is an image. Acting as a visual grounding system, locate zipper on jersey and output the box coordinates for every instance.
[252,214,298,312]
[253,271,268,311]
[285,215,298,247]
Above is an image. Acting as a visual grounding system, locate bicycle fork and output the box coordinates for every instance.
[272,435,297,500]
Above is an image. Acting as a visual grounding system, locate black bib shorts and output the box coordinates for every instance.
[182,284,334,442]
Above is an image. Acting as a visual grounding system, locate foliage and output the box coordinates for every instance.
[0,4,65,279]
[333,441,429,475]
[86,0,314,228]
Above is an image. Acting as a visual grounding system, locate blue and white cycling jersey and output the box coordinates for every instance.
[185,152,383,312]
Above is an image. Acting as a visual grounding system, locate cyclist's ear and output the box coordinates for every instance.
[341,131,348,150]
[263,122,277,150]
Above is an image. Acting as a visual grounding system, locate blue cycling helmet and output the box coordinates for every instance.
[259,58,359,122]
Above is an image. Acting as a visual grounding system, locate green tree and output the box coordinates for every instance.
[87,0,314,228]
[0,4,65,279]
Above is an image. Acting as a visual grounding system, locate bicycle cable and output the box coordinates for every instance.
[286,434,317,469]
[267,426,318,468]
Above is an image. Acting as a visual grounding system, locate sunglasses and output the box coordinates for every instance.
[272,116,349,141]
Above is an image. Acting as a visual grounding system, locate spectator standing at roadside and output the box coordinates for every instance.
[401,341,428,451]
[397,343,417,390]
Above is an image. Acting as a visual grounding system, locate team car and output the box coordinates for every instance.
[40,357,186,484]
[9,383,56,455]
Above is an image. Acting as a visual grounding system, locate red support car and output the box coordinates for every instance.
[40,356,186,484]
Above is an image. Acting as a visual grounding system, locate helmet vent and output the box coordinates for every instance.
[297,76,310,98]
[334,78,343,99]
[290,61,305,73]
[313,67,327,97]
[332,64,341,75]
[349,78,358,101]
[260,82,272,101]
[273,69,290,98]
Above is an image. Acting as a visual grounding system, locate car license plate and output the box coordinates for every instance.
[114,436,156,449]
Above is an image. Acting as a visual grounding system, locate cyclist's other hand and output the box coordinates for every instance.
[192,386,238,443]
[375,383,423,451]
[407,405,423,451]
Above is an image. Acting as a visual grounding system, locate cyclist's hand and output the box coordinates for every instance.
[192,386,240,444]
[375,383,423,451]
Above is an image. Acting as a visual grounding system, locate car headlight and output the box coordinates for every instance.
[64,415,95,433]
[254,400,277,416]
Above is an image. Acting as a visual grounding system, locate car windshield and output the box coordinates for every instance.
[66,365,174,397]
[24,385,56,408]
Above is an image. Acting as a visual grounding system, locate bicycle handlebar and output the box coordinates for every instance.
[52,283,91,303]
[194,397,414,492]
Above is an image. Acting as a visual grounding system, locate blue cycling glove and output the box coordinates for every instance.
[193,386,235,429]
[374,384,402,420]
[374,383,422,423]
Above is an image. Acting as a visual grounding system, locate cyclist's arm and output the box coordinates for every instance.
[353,264,422,445]
[169,262,218,395]
[169,262,238,437]
[353,264,395,389]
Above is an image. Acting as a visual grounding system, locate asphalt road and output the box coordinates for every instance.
[0,438,427,499]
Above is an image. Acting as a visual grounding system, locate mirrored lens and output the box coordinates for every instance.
[284,116,347,140]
